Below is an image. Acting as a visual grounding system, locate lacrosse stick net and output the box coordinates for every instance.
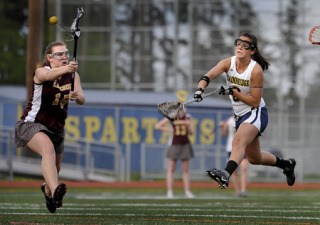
[309,26,320,45]
[157,90,217,120]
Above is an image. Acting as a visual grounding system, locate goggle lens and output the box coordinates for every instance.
[234,39,254,50]
[49,51,70,59]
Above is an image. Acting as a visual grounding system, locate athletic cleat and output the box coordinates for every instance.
[206,168,229,189]
[237,191,248,198]
[185,191,194,198]
[167,190,174,198]
[53,183,67,208]
[41,183,56,213]
[283,158,296,186]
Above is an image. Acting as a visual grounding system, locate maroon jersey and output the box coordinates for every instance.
[171,113,191,145]
[21,67,72,133]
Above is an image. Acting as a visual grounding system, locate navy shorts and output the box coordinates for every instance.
[235,107,268,135]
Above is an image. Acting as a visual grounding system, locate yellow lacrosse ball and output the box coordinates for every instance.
[49,16,58,25]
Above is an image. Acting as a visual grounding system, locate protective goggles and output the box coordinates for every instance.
[234,39,255,50]
[48,50,70,59]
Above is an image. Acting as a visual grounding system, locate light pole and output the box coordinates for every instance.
[26,0,42,101]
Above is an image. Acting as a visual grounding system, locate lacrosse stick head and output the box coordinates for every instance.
[70,7,84,39]
[157,101,185,120]
[309,26,320,45]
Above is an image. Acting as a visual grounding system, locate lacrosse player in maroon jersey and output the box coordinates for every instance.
[194,32,296,189]
[15,41,85,213]
[155,111,195,198]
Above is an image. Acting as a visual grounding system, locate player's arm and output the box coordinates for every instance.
[34,62,78,83]
[197,58,231,90]
[186,117,194,135]
[232,64,263,108]
[70,72,85,105]
[194,58,231,101]
[155,118,172,133]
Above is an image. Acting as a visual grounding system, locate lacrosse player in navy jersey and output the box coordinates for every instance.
[15,41,85,213]
[155,108,195,199]
[193,32,296,189]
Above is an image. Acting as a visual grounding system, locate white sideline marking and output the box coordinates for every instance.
[1,205,320,214]
[1,212,320,221]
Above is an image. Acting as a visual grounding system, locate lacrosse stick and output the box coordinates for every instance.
[158,90,218,120]
[309,25,320,45]
[70,7,84,91]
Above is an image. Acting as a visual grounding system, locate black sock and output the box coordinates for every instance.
[274,157,290,170]
[224,160,238,177]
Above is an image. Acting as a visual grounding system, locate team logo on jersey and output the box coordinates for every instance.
[53,81,72,91]
[226,74,249,86]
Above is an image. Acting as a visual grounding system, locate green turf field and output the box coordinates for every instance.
[0,186,320,225]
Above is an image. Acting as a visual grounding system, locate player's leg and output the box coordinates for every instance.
[246,138,296,186]
[182,159,194,198]
[167,159,176,198]
[56,153,62,174]
[239,158,248,197]
[27,132,59,212]
[231,168,241,195]
[53,153,66,208]
[207,123,257,188]
[27,132,59,195]
[228,151,241,195]
[245,137,272,165]
[230,123,258,164]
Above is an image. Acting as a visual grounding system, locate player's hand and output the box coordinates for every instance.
[228,87,233,95]
[219,86,226,95]
[230,86,240,101]
[219,86,238,96]
[69,90,79,101]
[67,61,78,73]
[193,88,204,102]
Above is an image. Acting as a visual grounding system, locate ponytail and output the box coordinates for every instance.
[239,32,270,71]
[252,51,270,71]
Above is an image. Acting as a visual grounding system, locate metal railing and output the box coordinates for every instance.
[140,143,225,181]
[0,126,125,182]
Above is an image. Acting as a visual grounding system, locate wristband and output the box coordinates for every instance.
[195,87,204,92]
[198,75,210,86]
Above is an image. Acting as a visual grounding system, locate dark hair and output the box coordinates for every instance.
[239,32,270,71]
[41,41,67,67]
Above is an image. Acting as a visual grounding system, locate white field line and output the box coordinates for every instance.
[68,192,320,201]
[2,201,320,210]
[2,201,320,211]
[1,201,320,221]
[2,190,320,223]
[0,206,320,214]
[1,212,320,221]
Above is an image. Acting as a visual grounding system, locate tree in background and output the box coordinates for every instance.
[268,0,316,110]
[0,0,28,84]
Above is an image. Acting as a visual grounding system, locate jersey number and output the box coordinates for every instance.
[175,124,187,136]
[52,93,69,109]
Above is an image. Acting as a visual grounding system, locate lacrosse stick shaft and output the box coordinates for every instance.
[183,90,216,106]
[71,37,78,91]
